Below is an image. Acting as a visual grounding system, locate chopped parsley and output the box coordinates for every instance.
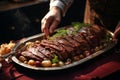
[49,22,92,40]
[52,54,59,63]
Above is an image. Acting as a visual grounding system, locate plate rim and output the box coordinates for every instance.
[11,33,117,71]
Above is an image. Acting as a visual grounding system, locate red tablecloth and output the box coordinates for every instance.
[0,49,120,80]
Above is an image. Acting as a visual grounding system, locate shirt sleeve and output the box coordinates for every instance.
[49,0,74,16]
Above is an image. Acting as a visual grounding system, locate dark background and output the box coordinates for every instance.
[0,0,119,79]
[0,0,85,44]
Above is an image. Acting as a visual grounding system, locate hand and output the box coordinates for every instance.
[41,7,62,37]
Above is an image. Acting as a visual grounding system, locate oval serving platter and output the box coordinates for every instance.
[11,29,117,71]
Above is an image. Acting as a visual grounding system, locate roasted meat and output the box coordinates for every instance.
[17,23,109,67]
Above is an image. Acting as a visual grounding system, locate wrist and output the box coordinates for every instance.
[50,0,65,16]
[50,6,62,17]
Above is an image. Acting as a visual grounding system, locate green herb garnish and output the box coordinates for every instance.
[72,22,92,32]
[52,54,59,63]
[49,29,68,40]
[49,22,92,40]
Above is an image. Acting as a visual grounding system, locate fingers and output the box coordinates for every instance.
[49,19,60,34]
[41,16,60,36]
[41,16,52,36]
[41,6,62,37]
[41,18,46,32]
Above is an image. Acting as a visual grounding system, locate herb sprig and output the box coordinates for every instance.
[49,22,92,40]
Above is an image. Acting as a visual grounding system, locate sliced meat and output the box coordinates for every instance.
[40,40,64,60]
[50,48,64,60]
[18,24,107,62]
[63,36,80,48]
[78,32,93,47]
[40,40,64,52]
[59,44,74,59]
[56,38,74,48]
[21,51,42,61]
[27,47,46,59]
[38,46,53,59]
